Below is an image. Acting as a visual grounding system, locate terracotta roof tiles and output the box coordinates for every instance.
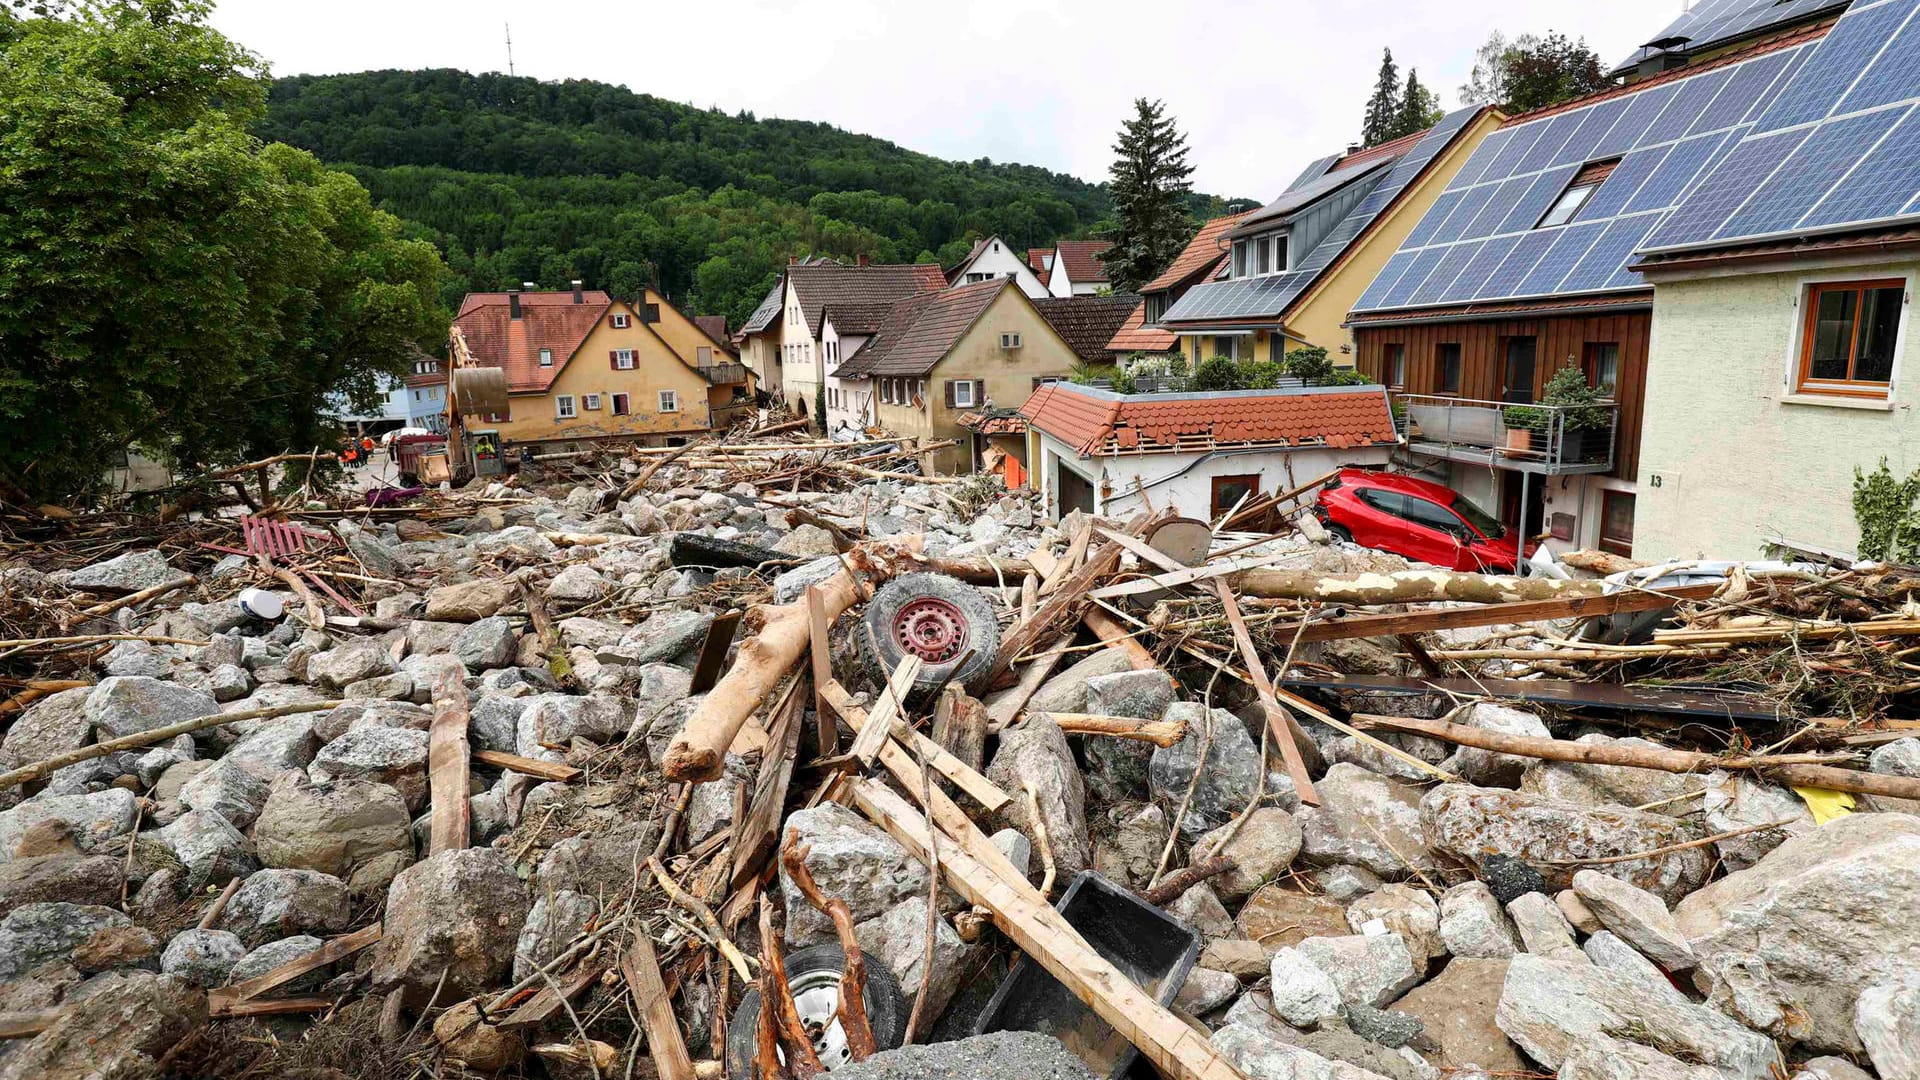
[1142,212,1253,294]
[831,278,1010,378]
[1104,301,1180,353]
[453,290,613,393]
[1033,295,1141,362]
[1021,381,1398,458]
[1052,240,1112,285]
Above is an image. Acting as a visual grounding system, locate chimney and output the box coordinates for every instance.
[857,254,870,267]
[571,279,584,304]
[508,288,521,320]
[1347,142,1362,155]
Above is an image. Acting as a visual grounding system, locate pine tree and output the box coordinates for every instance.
[1393,69,1443,138]
[1097,99,1196,293]
[1361,49,1402,147]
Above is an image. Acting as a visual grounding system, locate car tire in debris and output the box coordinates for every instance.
[1327,524,1354,545]
[860,572,999,698]
[724,942,909,1076]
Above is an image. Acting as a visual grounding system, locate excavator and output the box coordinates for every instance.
[397,326,511,486]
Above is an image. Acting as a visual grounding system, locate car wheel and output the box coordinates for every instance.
[860,572,999,698]
[724,943,909,1077]
[1326,524,1354,545]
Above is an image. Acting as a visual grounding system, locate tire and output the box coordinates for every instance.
[1327,524,1354,545]
[860,572,999,698]
[724,943,909,1077]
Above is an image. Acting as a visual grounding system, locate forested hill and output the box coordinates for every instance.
[260,69,1210,326]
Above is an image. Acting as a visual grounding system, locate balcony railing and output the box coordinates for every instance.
[700,362,749,385]
[1393,393,1617,475]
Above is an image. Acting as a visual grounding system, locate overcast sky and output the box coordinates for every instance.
[211,0,1688,200]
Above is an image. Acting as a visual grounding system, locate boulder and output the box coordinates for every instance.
[160,928,247,988]
[516,693,626,759]
[424,579,515,621]
[68,549,177,592]
[219,868,353,948]
[0,971,205,1080]
[1311,865,1385,902]
[854,897,968,1019]
[1558,888,1605,934]
[0,688,92,770]
[434,997,527,1071]
[545,564,607,604]
[987,715,1089,878]
[1701,771,1816,871]
[0,789,139,862]
[1439,880,1520,959]
[1571,869,1693,972]
[0,903,129,981]
[1674,813,1920,1053]
[1346,885,1443,972]
[1507,892,1579,956]
[178,757,270,829]
[1200,938,1268,979]
[1558,1032,1728,1080]
[1421,784,1709,903]
[0,853,124,911]
[1025,649,1133,714]
[1521,734,1705,811]
[1856,978,1920,1080]
[373,849,530,1006]
[309,726,430,810]
[156,809,257,889]
[1091,802,1166,890]
[1211,1014,1400,1080]
[1081,670,1175,801]
[513,890,598,983]
[1165,883,1235,940]
[1297,763,1433,879]
[1392,957,1524,1072]
[614,609,713,665]
[1800,1058,1876,1080]
[1175,966,1242,1016]
[229,935,329,991]
[1267,947,1345,1026]
[1151,704,1290,838]
[83,676,217,739]
[1196,808,1301,901]
[1869,737,1920,777]
[307,638,397,690]
[533,819,660,897]
[71,924,160,973]
[1236,889,1351,952]
[778,803,929,946]
[1437,703,1551,787]
[221,716,321,779]
[253,776,413,878]
[1293,933,1419,1008]
[455,617,518,671]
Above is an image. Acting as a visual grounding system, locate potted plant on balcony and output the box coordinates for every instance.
[1506,366,1608,460]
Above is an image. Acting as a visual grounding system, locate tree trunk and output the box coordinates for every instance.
[1236,568,1608,604]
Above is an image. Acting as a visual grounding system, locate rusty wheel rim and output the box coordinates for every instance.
[891,596,968,664]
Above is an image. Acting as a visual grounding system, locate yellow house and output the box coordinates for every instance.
[1159,107,1502,366]
[636,288,757,429]
[452,286,748,446]
[831,278,1079,474]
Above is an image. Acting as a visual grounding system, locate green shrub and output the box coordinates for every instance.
[1854,458,1920,562]
[1190,355,1248,391]
[1240,361,1284,389]
[1280,345,1334,382]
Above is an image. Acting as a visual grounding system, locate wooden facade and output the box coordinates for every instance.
[1351,303,1653,480]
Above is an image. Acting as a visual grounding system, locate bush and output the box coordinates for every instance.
[1854,459,1920,563]
[1189,356,1248,391]
[1240,361,1284,389]
[1280,345,1334,382]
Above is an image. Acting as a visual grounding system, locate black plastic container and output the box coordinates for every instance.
[972,870,1202,1079]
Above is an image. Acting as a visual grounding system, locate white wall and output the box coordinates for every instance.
[955,237,1050,298]
[1032,428,1392,522]
[782,278,823,415]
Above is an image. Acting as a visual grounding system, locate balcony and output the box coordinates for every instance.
[1393,393,1617,475]
[699,362,749,385]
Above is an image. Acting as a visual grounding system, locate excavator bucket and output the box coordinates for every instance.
[450,366,509,417]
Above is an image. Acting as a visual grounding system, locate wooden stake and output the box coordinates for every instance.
[623,936,696,1080]
[472,750,582,783]
[0,699,344,790]
[1211,578,1318,807]
[427,659,472,856]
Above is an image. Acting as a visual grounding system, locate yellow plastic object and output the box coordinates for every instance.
[1791,785,1856,824]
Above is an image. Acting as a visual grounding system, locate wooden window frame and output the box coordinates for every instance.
[613,349,636,371]
[1583,342,1620,396]
[1599,489,1635,557]
[610,393,629,417]
[1797,278,1904,399]
[1210,474,1261,518]
[1384,343,1407,389]
[1435,342,1463,394]
[582,393,602,411]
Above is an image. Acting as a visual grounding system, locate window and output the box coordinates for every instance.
[697,346,713,366]
[1799,279,1903,396]
[952,380,978,408]
[658,389,679,413]
[641,304,660,323]
[612,350,635,370]
[1384,343,1407,388]
[824,341,837,364]
[1584,342,1620,395]
[1211,474,1261,519]
[1401,496,1472,539]
[611,393,629,416]
[555,395,577,419]
[413,390,421,402]
[539,348,554,367]
[1502,337,1538,403]
[1272,234,1289,272]
[582,394,602,411]
[1253,236,1272,275]
[1000,332,1023,349]
[1600,490,1636,557]
[1436,343,1462,394]
[965,272,992,283]
[1537,159,1619,229]
[611,313,630,329]
[484,409,509,423]
[917,380,926,404]
[1144,293,1168,323]
[1033,375,1066,389]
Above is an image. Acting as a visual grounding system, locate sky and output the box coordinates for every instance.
[210,0,1689,200]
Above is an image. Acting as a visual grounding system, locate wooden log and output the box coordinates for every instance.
[1221,468,1340,531]
[618,438,704,500]
[78,575,195,616]
[759,898,829,1075]
[1087,551,1300,601]
[1264,583,1722,644]
[896,553,1038,586]
[806,585,836,753]
[1138,856,1235,907]
[931,687,988,779]
[1211,578,1319,806]
[781,842,876,1062]
[624,936,697,1080]
[427,660,472,856]
[519,579,573,685]
[1037,713,1188,747]
[208,924,381,1013]
[1237,568,1610,604]
[0,680,89,719]
[1559,549,1648,575]
[0,699,343,790]
[850,781,1247,1080]
[205,451,337,479]
[1359,713,1920,802]
[472,750,582,782]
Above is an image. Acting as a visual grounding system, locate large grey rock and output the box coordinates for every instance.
[1197,808,1301,901]
[0,853,124,910]
[1166,882,1236,940]
[0,688,91,772]
[220,868,352,948]
[1571,869,1693,972]
[1868,737,1920,777]
[987,715,1089,877]
[1151,703,1288,838]
[1422,784,1709,903]
[348,533,407,577]
[1346,885,1443,970]
[83,676,217,739]
[513,890,598,983]
[1856,979,1920,1080]
[456,617,517,671]
[1701,771,1816,871]
[1176,966,1242,1017]
[178,757,270,829]
[1521,734,1705,811]
[614,609,713,665]
[307,637,397,689]
[1268,947,1345,1026]
[1026,649,1132,714]
[1081,670,1175,801]
[1558,1032,1727,1080]
[424,578,515,621]
[1296,763,1433,879]
[545,564,607,603]
[1507,892,1579,956]
[1674,813,1920,1053]
[1091,802,1166,890]
[68,549,177,592]
[1236,889,1352,952]
[1439,881,1520,959]
[221,716,321,778]
[854,897,968,1019]
[779,803,927,946]
[533,819,660,897]
[229,935,329,991]
[1392,957,1524,1072]
[1085,668,1177,720]
[0,971,205,1080]
[0,903,129,981]
[157,809,257,889]
[1294,933,1419,1008]
[373,849,530,1006]
[1495,952,1780,1078]
[253,775,412,878]
[1211,1017,1400,1080]
[771,556,842,605]
[1800,1058,1876,1080]
[0,789,139,862]
[309,726,430,810]
[516,693,626,759]
[160,928,246,988]
[1436,703,1550,787]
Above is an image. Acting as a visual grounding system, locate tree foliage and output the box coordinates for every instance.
[1097,98,1196,293]
[0,1,448,500]
[1458,30,1613,112]
[1396,70,1444,137]
[1854,459,1920,563]
[1362,49,1403,147]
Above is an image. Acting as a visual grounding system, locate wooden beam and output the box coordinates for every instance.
[731,678,806,891]
[1236,568,1612,605]
[1210,578,1318,807]
[849,656,921,769]
[985,634,1071,732]
[688,610,744,696]
[209,924,381,1014]
[1034,713,1187,747]
[806,585,836,754]
[1083,607,1160,672]
[1087,552,1297,601]
[1266,583,1722,644]
[471,750,582,782]
[623,937,697,1080]
[987,513,1162,689]
[427,660,471,856]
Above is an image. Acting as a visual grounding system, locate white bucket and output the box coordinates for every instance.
[237,588,285,621]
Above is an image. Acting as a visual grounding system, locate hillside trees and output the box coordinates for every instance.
[1362,52,1446,146]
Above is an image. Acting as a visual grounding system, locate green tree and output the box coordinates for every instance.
[1393,69,1443,138]
[1457,30,1612,112]
[0,1,447,500]
[1459,31,1510,107]
[1096,99,1196,292]
[1362,49,1403,147]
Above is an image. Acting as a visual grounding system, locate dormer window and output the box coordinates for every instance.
[1233,233,1289,277]
[1538,159,1621,229]
[538,348,553,367]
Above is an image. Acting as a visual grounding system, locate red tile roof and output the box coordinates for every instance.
[831,278,1011,378]
[956,408,1029,435]
[820,301,900,337]
[1142,212,1252,294]
[1021,381,1398,457]
[1332,129,1429,173]
[1052,240,1113,285]
[790,263,947,337]
[1028,248,1053,285]
[1034,295,1141,362]
[694,316,731,349]
[454,291,613,393]
[1104,300,1180,353]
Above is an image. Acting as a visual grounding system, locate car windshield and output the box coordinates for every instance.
[1449,496,1506,540]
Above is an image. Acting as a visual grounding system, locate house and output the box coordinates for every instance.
[451,284,747,447]
[1041,240,1114,297]
[830,277,1081,474]
[404,358,449,433]
[1034,295,1144,369]
[1626,0,1920,560]
[1159,109,1502,368]
[1106,211,1253,359]
[733,258,947,422]
[640,294,757,430]
[1344,20,1837,560]
[1028,248,1054,291]
[1019,381,1398,521]
[945,236,1051,298]
[1612,0,1846,79]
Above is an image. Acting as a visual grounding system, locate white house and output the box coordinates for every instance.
[945,236,1051,299]
[1043,240,1114,298]
[1019,381,1398,521]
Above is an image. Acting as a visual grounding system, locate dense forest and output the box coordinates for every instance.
[258,70,1245,325]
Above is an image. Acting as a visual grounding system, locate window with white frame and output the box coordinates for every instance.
[954,380,977,408]
[658,389,679,412]
[582,394,602,410]
[613,349,635,370]
[555,395,577,418]
[1000,332,1022,349]
[539,348,553,367]
[917,379,926,404]
[611,313,630,329]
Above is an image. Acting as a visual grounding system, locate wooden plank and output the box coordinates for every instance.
[209,924,381,1013]
[985,633,1071,731]
[1267,583,1722,644]
[496,964,603,1029]
[689,610,744,696]
[1083,607,1161,672]
[1210,578,1319,807]
[731,678,806,890]
[472,750,582,782]
[806,585,837,753]
[214,996,336,1019]
[849,656,921,768]
[931,687,988,780]
[988,513,1160,688]
[623,936,697,1080]
[427,659,471,856]
[851,781,1246,1080]
[892,706,1009,815]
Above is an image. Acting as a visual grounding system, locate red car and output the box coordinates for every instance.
[1313,469,1535,572]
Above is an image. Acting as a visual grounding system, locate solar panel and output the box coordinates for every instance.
[1747,45,1814,124]
[1353,249,1420,311]
[1477,230,1561,299]
[1718,107,1905,236]
[1402,190,1464,249]
[1496,166,1580,235]
[1838,2,1920,112]
[1576,147,1668,222]
[1688,48,1794,137]
[1516,113,1583,175]
[1429,185,1499,246]
[1514,221,1607,297]
[1756,0,1917,132]
[1639,68,1735,148]
[1448,233,1524,300]
[1613,0,1847,75]
[1451,128,1512,189]
[1643,127,1812,246]
[1381,248,1451,309]
[1560,215,1661,293]
[1486,124,1546,180]
[1623,131,1731,214]
[1408,242,1485,306]
[1593,83,1680,159]
[1461,177,1533,240]
[1801,105,1920,225]
[1552,97,1632,168]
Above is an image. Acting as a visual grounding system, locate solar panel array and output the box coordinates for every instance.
[1161,107,1479,324]
[1645,0,1920,250]
[1353,37,1819,314]
[1613,0,1847,75]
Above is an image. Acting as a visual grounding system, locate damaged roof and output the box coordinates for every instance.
[1020,380,1399,458]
